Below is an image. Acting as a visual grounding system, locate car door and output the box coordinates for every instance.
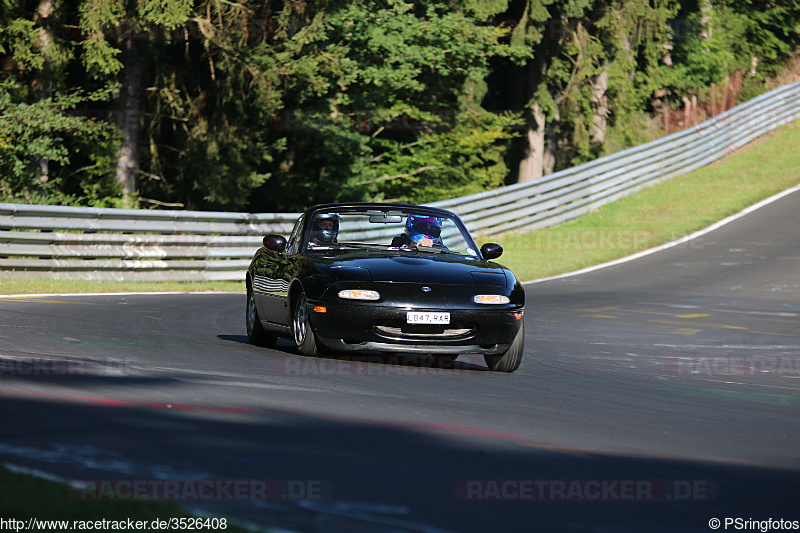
[255,215,304,326]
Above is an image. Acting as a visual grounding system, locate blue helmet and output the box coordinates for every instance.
[406,215,442,244]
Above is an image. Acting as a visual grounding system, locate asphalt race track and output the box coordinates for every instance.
[1,191,798,532]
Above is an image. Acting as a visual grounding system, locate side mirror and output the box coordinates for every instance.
[263,234,287,253]
[480,242,503,260]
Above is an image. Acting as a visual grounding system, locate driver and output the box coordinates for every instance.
[391,215,443,247]
[309,213,340,246]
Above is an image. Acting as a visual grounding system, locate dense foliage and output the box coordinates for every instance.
[1,0,798,211]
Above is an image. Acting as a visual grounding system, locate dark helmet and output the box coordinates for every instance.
[406,215,442,244]
[310,213,340,244]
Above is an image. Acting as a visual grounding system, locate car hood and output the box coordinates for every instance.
[323,253,507,286]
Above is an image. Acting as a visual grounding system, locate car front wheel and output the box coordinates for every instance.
[292,291,319,357]
[484,321,524,373]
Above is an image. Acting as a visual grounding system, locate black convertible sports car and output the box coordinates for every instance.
[246,203,525,372]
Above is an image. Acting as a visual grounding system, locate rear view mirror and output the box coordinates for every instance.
[263,234,287,253]
[480,242,503,260]
[369,214,403,223]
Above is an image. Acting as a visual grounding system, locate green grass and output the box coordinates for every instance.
[0,465,255,531]
[0,279,242,295]
[1,121,798,294]
[496,121,800,281]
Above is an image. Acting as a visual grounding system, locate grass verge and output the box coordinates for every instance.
[0,279,241,295]
[497,121,800,281]
[0,465,254,531]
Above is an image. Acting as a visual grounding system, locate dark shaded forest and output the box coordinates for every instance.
[1,0,798,212]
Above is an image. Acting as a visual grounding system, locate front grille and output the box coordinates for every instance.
[374,322,475,340]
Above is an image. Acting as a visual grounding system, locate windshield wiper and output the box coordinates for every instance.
[399,244,461,255]
[307,243,360,251]
[330,242,390,250]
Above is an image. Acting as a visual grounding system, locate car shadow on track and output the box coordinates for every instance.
[217,334,250,345]
[216,334,490,372]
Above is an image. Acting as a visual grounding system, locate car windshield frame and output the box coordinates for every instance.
[298,204,482,259]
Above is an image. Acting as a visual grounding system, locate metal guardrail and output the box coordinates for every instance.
[0,206,299,281]
[1,81,798,281]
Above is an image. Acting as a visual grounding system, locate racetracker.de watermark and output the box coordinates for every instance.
[271,355,477,377]
[505,229,657,251]
[453,479,718,501]
[68,479,332,501]
[666,356,800,377]
[1,517,229,532]
[0,355,127,377]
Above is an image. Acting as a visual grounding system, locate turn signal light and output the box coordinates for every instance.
[338,290,380,301]
[473,295,511,305]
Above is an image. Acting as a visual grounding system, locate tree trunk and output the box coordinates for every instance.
[517,53,550,183]
[682,96,691,129]
[33,0,56,187]
[543,103,558,176]
[699,0,713,41]
[590,71,608,146]
[113,36,143,203]
[518,101,546,183]
[662,39,673,67]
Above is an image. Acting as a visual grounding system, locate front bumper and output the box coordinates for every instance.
[308,301,523,356]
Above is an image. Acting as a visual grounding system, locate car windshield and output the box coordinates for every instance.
[305,208,479,257]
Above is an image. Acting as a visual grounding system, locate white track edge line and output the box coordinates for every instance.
[0,291,240,298]
[522,183,800,285]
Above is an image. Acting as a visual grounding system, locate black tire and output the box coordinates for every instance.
[484,321,524,373]
[292,291,319,356]
[246,287,277,347]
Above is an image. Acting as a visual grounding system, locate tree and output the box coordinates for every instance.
[0,79,119,205]
[135,0,301,210]
[596,0,679,150]
[0,1,120,205]
[504,0,604,182]
[1,0,797,210]
[491,0,681,180]
[78,0,194,204]
[242,0,528,210]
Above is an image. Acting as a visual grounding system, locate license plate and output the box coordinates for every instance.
[407,312,450,325]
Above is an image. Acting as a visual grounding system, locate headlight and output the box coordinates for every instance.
[473,294,510,305]
[338,289,380,301]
